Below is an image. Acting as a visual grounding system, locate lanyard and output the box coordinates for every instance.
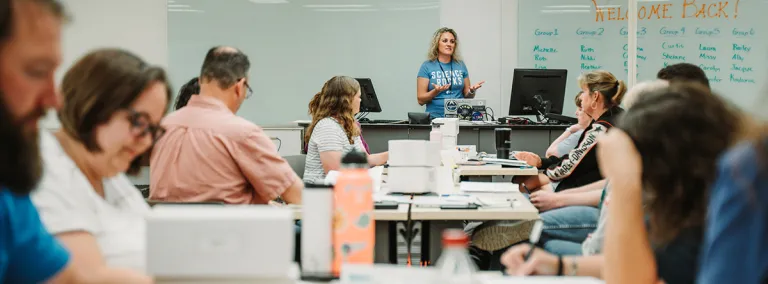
[438,61,455,94]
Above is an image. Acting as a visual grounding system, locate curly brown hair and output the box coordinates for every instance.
[305,76,361,144]
[618,82,744,243]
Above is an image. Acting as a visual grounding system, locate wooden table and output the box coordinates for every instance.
[457,164,538,177]
[291,187,539,264]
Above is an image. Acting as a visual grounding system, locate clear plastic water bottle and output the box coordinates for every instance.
[430,122,443,150]
[434,229,479,284]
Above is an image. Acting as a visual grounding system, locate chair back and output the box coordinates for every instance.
[284,154,307,179]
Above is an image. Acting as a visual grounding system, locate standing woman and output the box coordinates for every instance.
[417,27,485,119]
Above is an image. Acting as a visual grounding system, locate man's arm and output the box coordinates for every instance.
[279,177,303,204]
[235,130,303,204]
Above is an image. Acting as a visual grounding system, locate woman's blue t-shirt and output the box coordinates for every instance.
[417,60,469,118]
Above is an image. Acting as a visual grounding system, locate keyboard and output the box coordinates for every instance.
[546,113,578,124]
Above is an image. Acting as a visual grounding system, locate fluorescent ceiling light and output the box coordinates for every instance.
[249,0,289,3]
[304,4,371,8]
[387,5,439,11]
[313,8,378,12]
[167,4,190,8]
[168,9,204,12]
[541,9,591,13]
[383,2,439,6]
[544,5,590,8]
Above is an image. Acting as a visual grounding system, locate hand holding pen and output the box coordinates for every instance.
[500,220,564,276]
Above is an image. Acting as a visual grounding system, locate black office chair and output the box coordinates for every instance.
[408,112,431,124]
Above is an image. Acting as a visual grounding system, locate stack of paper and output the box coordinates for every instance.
[482,158,530,167]
[474,196,514,208]
[460,182,519,193]
[323,166,384,192]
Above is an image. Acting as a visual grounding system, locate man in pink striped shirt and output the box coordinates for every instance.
[149,46,302,204]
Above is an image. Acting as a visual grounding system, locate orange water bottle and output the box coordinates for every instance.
[332,149,374,276]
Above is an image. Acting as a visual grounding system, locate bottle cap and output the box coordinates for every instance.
[442,229,469,247]
[341,149,368,165]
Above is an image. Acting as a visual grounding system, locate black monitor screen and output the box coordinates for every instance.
[355,78,382,113]
[508,69,568,116]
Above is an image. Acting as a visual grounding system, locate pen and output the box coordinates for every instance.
[523,220,544,261]
[521,184,532,195]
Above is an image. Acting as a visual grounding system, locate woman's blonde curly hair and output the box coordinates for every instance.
[427,27,462,62]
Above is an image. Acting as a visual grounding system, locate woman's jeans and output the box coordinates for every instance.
[539,206,599,255]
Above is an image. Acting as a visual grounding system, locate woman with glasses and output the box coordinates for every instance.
[31,49,172,282]
[417,27,485,119]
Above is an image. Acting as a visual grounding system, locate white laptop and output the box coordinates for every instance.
[146,205,294,281]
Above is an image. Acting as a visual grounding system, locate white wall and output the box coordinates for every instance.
[45,0,169,185]
[43,0,168,130]
[440,0,502,118]
[500,1,518,116]
[440,0,518,118]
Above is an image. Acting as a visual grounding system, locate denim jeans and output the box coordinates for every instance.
[543,240,583,256]
[539,206,599,255]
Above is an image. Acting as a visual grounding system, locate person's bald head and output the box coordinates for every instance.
[199,45,250,89]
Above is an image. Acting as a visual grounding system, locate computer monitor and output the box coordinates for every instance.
[508,69,568,116]
[355,78,382,113]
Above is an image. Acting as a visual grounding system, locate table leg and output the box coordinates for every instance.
[374,221,396,264]
[422,220,466,265]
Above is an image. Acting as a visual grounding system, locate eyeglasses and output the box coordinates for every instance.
[127,109,166,143]
[241,79,254,99]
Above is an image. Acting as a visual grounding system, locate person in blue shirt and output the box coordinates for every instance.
[697,134,768,284]
[416,27,484,119]
[0,0,73,283]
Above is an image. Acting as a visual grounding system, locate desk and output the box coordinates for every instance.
[157,270,524,284]
[295,121,568,157]
[291,191,538,264]
[382,165,538,178]
[457,165,538,177]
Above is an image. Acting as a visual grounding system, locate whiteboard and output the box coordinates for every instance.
[167,0,440,125]
[518,0,767,115]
